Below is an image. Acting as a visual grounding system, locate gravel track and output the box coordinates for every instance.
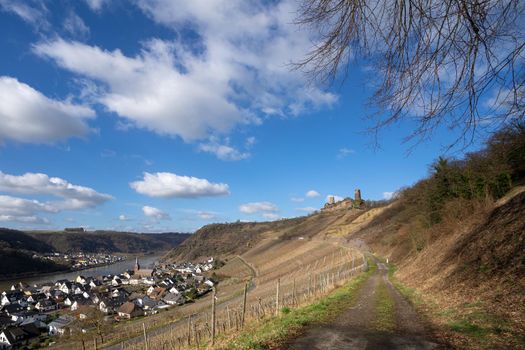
[286,260,448,350]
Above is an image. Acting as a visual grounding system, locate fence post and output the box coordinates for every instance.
[292,278,296,306]
[142,322,148,350]
[187,315,191,346]
[241,282,247,329]
[211,287,216,345]
[275,278,280,316]
[227,305,232,330]
[94,338,97,350]
[308,275,311,297]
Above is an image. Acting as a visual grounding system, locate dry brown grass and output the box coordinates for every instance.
[358,189,525,349]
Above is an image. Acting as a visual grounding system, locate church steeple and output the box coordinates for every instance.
[134,257,140,272]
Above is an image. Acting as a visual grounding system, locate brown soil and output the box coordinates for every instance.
[285,262,448,350]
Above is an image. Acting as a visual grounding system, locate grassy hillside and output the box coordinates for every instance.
[351,123,525,348]
[167,209,365,261]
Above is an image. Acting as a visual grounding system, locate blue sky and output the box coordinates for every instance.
[0,0,482,232]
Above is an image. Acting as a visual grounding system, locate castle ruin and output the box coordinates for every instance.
[321,189,363,211]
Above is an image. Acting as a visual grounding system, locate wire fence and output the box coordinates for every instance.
[115,252,368,350]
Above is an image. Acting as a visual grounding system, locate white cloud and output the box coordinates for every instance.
[0,0,48,28]
[245,137,256,148]
[0,214,50,225]
[290,196,304,203]
[197,211,216,220]
[0,195,56,216]
[34,0,336,142]
[306,190,320,198]
[383,192,397,200]
[63,12,90,37]
[0,195,55,225]
[198,138,250,161]
[337,148,355,159]
[0,170,113,225]
[239,201,278,214]
[262,213,280,221]
[84,0,108,11]
[295,207,317,213]
[130,172,230,198]
[142,205,170,220]
[0,171,113,209]
[0,77,94,144]
[118,214,129,221]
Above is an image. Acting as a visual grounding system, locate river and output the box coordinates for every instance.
[0,253,164,293]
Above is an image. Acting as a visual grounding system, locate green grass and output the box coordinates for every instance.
[371,281,396,332]
[216,259,377,350]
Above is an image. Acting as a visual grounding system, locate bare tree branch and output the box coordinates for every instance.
[294,0,525,148]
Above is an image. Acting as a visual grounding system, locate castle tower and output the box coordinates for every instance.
[354,189,362,202]
[328,196,335,205]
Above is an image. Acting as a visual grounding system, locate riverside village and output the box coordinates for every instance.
[0,257,218,349]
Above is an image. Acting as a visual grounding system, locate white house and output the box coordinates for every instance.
[204,280,215,287]
[48,316,74,336]
[75,276,87,285]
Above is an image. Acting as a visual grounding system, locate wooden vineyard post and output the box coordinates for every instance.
[211,287,216,345]
[227,306,232,330]
[187,315,192,346]
[308,275,311,297]
[292,278,296,306]
[241,283,247,329]
[142,323,148,350]
[275,278,280,316]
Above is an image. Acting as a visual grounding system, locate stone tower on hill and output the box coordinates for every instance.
[354,189,362,202]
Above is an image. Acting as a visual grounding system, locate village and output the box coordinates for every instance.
[40,252,125,270]
[0,257,218,349]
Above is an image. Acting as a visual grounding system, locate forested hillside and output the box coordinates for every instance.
[0,229,190,279]
[28,230,189,254]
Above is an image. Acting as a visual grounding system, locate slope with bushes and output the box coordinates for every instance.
[351,122,525,348]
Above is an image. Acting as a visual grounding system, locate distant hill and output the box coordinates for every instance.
[0,249,67,279]
[0,228,190,279]
[0,228,55,252]
[24,230,190,254]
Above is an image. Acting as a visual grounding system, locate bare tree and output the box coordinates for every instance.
[295,0,525,147]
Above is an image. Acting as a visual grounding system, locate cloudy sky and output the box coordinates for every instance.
[0,0,479,232]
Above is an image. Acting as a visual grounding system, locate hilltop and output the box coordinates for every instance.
[26,230,189,254]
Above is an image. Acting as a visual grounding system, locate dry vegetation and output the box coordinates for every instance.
[352,123,525,348]
[120,239,367,350]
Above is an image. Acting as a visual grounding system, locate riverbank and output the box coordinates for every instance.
[0,252,165,292]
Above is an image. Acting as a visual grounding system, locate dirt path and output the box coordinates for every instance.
[286,261,448,350]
